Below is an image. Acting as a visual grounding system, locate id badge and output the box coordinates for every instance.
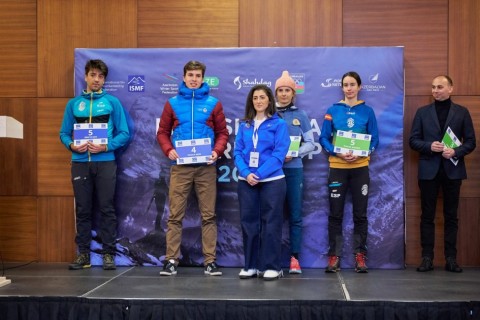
[249,151,259,167]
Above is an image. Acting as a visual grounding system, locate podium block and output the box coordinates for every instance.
[0,276,11,287]
[0,116,23,139]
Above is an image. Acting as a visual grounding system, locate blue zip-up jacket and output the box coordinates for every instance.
[319,100,379,169]
[234,113,290,181]
[277,104,315,168]
[157,82,229,161]
[59,90,131,162]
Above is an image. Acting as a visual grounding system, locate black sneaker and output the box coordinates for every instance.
[160,259,177,276]
[103,253,116,270]
[445,257,462,273]
[354,252,368,273]
[69,253,91,270]
[325,255,340,273]
[204,262,222,276]
[416,256,434,272]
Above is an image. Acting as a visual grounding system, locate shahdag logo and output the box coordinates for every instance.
[233,76,242,90]
[233,76,272,91]
[128,75,146,92]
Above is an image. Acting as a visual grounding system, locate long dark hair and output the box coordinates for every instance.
[243,84,276,121]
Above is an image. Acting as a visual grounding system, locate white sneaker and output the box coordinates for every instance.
[239,268,258,279]
[263,269,283,281]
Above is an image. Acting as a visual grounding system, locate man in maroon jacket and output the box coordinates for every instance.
[157,60,228,276]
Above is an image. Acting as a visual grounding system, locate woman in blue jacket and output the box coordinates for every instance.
[234,84,290,281]
[275,71,315,274]
[319,71,379,274]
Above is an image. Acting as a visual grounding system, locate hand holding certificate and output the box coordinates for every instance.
[175,138,212,165]
[73,123,108,146]
[287,136,301,157]
[333,130,371,156]
[442,126,461,166]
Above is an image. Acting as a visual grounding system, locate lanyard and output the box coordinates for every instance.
[252,118,265,150]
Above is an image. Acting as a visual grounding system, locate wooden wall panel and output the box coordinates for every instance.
[38,196,76,262]
[457,198,480,266]
[0,99,37,196]
[406,197,480,267]
[37,98,73,196]
[404,96,432,198]
[450,96,480,198]
[37,0,138,98]
[239,0,342,47]
[138,0,239,48]
[0,1,36,97]
[0,197,37,261]
[449,0,480,95]
[343,0,448,96]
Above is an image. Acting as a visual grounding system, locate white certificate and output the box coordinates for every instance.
[73,123,108,146]
[175,138,212,165]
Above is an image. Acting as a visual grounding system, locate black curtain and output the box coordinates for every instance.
[0,297,478,320]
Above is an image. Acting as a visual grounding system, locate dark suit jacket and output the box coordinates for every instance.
[409,101,476,180]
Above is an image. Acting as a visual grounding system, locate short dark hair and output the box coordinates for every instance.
[244,84,276,120]
[183,60,206,77]
[341,71,362,86]
[435,75,453,86]
[85,59,108,78]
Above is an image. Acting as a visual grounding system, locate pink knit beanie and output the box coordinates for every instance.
[275,71,296,92]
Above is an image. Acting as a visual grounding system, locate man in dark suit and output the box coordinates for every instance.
[409,75,476,273]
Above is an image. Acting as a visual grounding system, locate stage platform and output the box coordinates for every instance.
[0,262,479,319]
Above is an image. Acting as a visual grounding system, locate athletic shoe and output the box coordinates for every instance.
[160,259,177,276]
[102,253,116,270]
[325,255,340,273]
[289,256,302,274]
[263,269,283,281]
[239,268,257,279]
[204,261,222,276]
[68,253,91,270]
[354,252,368,273]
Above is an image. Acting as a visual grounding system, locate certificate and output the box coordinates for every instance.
[73,123,108,146]
[175,138,212,165]
[333,130,371,156]
[287,136,301,157]
[442,126,461,166]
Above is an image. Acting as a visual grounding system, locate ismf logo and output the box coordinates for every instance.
[128,75,146,92]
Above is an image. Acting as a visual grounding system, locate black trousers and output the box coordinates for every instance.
[327,166,370,256]
[71,161,118,255]
[418,166,462,260]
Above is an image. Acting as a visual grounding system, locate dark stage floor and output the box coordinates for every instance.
[0,262,479,302]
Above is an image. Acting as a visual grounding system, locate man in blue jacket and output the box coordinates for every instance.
[409,75,476,273]
[60,59,131,271]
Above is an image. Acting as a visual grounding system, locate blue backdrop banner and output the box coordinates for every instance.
[74,47,405,269]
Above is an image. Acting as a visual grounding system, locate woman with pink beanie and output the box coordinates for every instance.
[275,71,315,274]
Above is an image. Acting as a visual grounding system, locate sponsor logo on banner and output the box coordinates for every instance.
[321,72,386,92]
[104,80,126,92]
[290,73,305,94]
[204,76,220,91]
[362,73,386,92]
[160,73,180,95]
[321,78,342,88]
[233,76,271,90]
[128,75,146,92]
